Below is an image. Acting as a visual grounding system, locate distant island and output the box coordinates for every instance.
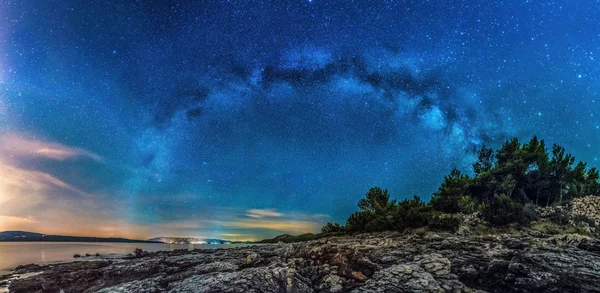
[147,236,251,244]
[0,231,161,243]
[255,232,337,244]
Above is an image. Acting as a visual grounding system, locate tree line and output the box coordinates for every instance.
[322,136,600,233]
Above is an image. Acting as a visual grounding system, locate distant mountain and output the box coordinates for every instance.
[255,232,343,244]
[0,231,45,238]
[147,237,250,244]
[0,230,161,243]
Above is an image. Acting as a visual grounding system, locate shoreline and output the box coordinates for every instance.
[0,242,259,277]
[4,229,600,292]
[0,254,129,292]
[0,242,263,292]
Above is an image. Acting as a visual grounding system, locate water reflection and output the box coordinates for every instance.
[0,242,256,274]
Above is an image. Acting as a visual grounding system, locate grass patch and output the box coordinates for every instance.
[530,220,589,235]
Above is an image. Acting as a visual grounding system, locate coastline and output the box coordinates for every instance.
[4,229,600,292]
[0,254,128,293]
[0,242,260,292]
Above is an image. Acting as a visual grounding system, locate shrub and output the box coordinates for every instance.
[428,214,462,233]
[390,196,433,230]
[364,216,391,232]
[399,206,431,229]
[321,222,345,233]
[346,211,376,232]
[481,194,527,226]
[531,219,590,235]
[346,191,436,233]
[73,254,81,258]
[430,169,471,213]
[573,214,596,227]
[522,203,540,223]
[458,195,477,214]
[544,206,571,225]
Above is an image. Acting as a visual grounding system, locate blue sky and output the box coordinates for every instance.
[0,0,599,240]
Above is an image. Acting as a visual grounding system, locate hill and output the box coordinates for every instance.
[255,232,343,244]
[0,231,161,243]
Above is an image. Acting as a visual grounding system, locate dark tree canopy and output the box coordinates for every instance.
[325,136,600,233]
[358,187,394,214]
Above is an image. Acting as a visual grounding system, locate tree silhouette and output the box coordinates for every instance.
[326,136,600,233]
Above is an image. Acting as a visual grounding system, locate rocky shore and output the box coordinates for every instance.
[4,228,600,293]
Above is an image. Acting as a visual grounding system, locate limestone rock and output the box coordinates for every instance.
[8,229,600,293]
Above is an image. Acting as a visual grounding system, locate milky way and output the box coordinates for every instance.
[0,0,599,240]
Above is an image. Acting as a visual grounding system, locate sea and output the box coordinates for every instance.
[0,242,255,275]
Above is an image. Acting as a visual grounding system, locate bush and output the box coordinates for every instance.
[481,194,528,226]
[573,214,596,227]
[346,211,376,232]
[544,206,571,225]
[531,220,590,235]
[390,196,433,230]
[399,206,431,229]
[321,222,345,233]
[364,216,391,232]
[428,213,462,233]
[345,191,436,233]
[430,169,471,213]
[458,195,477,214]
[73,254,81,258]
[522,203,540,223]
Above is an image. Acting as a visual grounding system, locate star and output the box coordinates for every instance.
[0,0,598,241]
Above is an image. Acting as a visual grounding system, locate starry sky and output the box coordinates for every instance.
[0,0,599,241]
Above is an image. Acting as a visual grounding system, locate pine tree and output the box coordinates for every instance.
[430,168,471,213]
[549,144,575,205]
[358,187,395,214]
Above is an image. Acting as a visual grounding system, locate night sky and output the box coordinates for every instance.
[0,0,599,240]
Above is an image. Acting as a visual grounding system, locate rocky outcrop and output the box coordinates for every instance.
[6,230,600,293]
[571,196,600,224]
[540,195,600,233]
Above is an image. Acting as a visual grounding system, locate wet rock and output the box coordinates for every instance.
[13,264,45,274]
[134,248,150,258]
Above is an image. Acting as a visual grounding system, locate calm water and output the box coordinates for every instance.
[0,242,254,275]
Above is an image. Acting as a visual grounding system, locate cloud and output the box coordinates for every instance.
[212,218,321,235]
[0,157,113,238]
[0,166,328,239]
[246,209,283,219]
[0,133,102,162]
[0,163,91,204]
[0,163,147,238]
[0,215,38,225]
[220,233,247,237]
[130,206,325,239]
